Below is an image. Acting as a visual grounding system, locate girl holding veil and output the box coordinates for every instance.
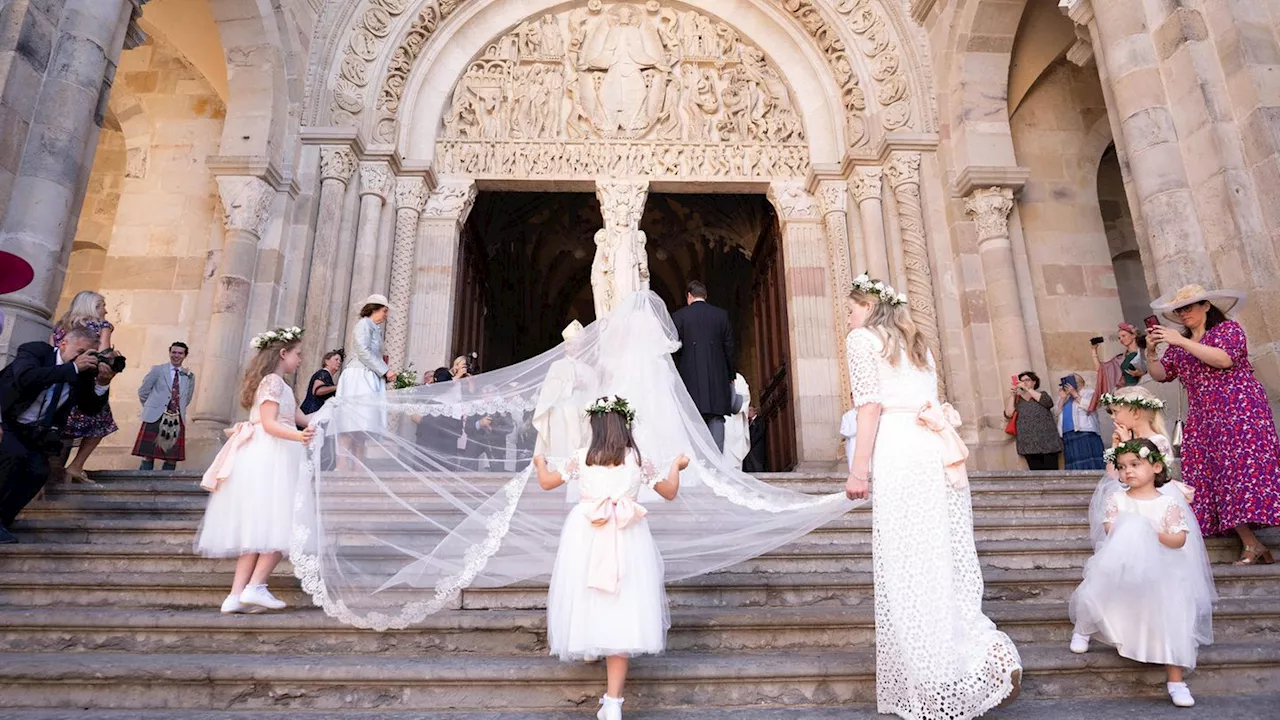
[843,274,1022,719]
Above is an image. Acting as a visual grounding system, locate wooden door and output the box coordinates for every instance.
[751,211,797,471]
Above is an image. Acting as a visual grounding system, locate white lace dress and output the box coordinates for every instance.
[546,449,670,662]
[845,328,1022,719]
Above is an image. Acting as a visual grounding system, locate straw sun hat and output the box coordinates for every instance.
[1150,284,1245,325]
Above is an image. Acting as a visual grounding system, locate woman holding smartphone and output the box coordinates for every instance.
[1005,371,1062,471]
[1093,322,1145,398]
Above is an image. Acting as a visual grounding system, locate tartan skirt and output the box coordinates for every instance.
[1063,430,1106,470]
[132,415,186,462]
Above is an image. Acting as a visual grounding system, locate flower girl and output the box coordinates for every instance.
[532,396,688,720]
[196,327,315,613]
[1100,386,1193,500]
[1069,439,1216,708]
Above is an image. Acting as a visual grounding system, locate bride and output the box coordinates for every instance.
[843,275,1022,718]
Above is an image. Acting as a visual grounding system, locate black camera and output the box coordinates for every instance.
[15,424,65,456]
[90,349,126,374]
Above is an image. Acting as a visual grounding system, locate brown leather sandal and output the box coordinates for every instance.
[1233,545,1275,566]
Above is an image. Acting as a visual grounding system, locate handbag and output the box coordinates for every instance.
[1004,410,1018,436]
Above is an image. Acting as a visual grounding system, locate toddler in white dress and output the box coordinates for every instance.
[196,327,316,613]
[532,395,688,720]
[1069,438,1216,708]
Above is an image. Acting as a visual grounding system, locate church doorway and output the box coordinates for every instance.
[452,190,798,470]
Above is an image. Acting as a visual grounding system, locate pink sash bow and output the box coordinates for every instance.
[581,495,648,593]
[917,402,970,490]
[200,422,256,492]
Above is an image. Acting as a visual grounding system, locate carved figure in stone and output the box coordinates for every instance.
[590,228,614,319]
[580,4,667,135]
[515,20,541,59]
[592,183,649,317]
[539,15,564,56]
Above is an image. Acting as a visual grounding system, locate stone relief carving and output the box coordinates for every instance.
[423,179,479,223]
[435,139,810,179]
[216,176,276,238]
[964,187,1015,241]
[359,161,394,198]
[885,151,943,394]
[374,0,461,142]
[592,180,650,319]
[849,165,883,204]
[320,146,359,182]
[766,181,820,221]
[394,175,431,211]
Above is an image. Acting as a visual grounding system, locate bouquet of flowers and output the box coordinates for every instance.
[393,367,418,390]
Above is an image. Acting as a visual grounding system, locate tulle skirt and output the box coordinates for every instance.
[547,506,670,662]
[195,429,305,558]
[335,365,386,434]
[1069,512,1212,669]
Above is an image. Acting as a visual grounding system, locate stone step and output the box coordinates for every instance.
[0,597,1275,656]
[0,643,1275,710]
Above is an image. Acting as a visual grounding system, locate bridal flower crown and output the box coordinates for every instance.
[586,395,637,428]
[1099,392,1165,411]
[1103,439,1166,467]
[852,273,908,307]
[250,326,304,350]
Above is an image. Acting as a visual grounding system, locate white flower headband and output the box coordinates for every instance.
[586,395,637,428]
[1100,392,1165,411]
[250,326,304,350]
[1103,439,1166,467]
[852,273,907,307]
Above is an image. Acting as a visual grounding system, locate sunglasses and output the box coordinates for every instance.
[1173,303,1203,315]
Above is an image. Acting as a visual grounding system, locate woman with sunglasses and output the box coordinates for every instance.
[1146,284,1280,565]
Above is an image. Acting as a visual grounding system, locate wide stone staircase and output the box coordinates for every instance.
[1,469,1279,717]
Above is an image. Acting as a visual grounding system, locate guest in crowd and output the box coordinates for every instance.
[1057,373,1105,470]
[1005,371,1062,470]
[54,291,117,483]
[301,349,343,414]
[134,342,195,471]
[1147,284,1280,565]
[743,406,767,473]
[336,295,394,468]
[671,280,737,451]
[1094,322,1145,396]
[0,327,115,543]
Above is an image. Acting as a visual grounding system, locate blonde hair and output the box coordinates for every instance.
[56,291,105,334]
[849,284,930,370]
[1110,386,1168,438]
[238,337,301,409]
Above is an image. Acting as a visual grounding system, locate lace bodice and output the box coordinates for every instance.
[250,374,296,423]
[845,328,938,410]
[563,449,662,501]
[1104,490,1190,535]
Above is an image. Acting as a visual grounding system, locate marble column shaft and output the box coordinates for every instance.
[384,176,429,369]
[886,152,945,395]
[850,167,890,281]
[409,180,478,370]
[965,187,1031,389]
[817,179,855,413]
[348,161,393,322]
[300,146,356,371]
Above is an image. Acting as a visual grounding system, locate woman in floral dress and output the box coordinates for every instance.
[54,291,118,484]
[1148,284,1280,565]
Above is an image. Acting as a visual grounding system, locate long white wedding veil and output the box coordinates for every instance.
[292,291,860,630]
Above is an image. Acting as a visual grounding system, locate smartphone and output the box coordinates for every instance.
[1060,376,1078,389]
[1011,374,1019,387]
[1144,315,1160,330]
[1090,336,1105,346]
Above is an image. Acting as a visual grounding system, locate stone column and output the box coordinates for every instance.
[886,152,946,394]
[592,180,650,318]
[348,161,393,316]
[189,176,275,449]
[817,179,855,413]
[965,187,1031,393]
[408,179,478,370]
[300,145,356,370]
[766,181,842,468]
[849,166,890,281]
[0,0,140,351]
[383,176,429,369]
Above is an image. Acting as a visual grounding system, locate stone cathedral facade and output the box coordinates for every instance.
[0,0,1277,470]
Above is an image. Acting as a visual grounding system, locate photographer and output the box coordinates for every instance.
[1093,322,1145,398]
[0,326,116,543]
[1056,373,1105,470]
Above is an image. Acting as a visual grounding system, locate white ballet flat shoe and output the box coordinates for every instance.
[239,584,287,611]
[1167,682,1195,708]
[596,694,623,720]
[220,594,251,614]
[1069,632,1090,654]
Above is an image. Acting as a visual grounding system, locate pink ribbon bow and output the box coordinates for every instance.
[200,422,256,492]
[582,495,648,593]
[917,402,970,490]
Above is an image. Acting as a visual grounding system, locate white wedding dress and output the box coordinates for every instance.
[845,328,1022,719]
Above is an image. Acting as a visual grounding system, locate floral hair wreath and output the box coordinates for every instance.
[1103,439,1167,467]
[852,273,907,307]
[250,326,303,350]
[586,395,637,428]
[1099,392,1165,411]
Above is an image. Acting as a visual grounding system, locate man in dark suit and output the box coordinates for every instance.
[0,326,115,542]
[671,280,739,451]
[743,406,768,473]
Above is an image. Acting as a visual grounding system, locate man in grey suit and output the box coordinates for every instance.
[132,342,195,471]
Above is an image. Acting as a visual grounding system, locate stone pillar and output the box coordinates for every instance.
[348,161,393,317]
[850,166,890,281]
[407,179,478,370]
[817,179,855,413]
[592,180,650,318]
[300,145,356,370]
[766,181,842,468]
[384,176,429,369]
[0,0,140,352]
[189,176,275,450]
[886,152,946,395]
[965,187,1031,393]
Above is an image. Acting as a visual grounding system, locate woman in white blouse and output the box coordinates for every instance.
[335,294,395,467]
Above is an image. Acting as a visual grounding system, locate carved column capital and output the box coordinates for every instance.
[885,151,921,190]
[849,166,884,205]
[816,180,848,217]
[766,181,820,222]
[424,179,479,226]
[215,176,275,238]
[394,176,430,212]
[595,180,650,228]
[358,161,394,199]
[964,187,1016,242]
[319,146,358,184]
